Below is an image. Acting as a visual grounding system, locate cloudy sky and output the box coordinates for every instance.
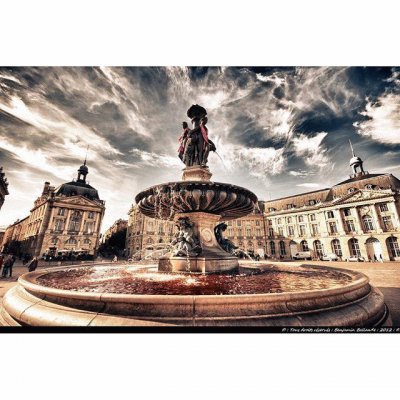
[0,67,399,231]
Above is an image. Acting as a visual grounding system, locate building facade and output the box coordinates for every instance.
[1,161,105,258]
[126,204,176,259]
[0,167,9,211]
[264,151,400,261]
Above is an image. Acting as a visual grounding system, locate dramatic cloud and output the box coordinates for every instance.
[0,67,399,229]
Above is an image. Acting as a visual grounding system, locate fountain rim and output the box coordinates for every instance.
[17,263,370,302]
[134,180,259,205]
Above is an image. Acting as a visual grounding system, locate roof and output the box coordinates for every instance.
[55,180,100,201]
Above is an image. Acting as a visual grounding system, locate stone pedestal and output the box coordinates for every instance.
[158,212,239,274]
[182,166,212,182]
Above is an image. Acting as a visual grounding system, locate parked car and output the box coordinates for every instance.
[293,251,312,260]
[320,253,339,261]
[347,255,365,262]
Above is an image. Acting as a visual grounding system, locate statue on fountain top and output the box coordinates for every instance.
[179,104,216,168]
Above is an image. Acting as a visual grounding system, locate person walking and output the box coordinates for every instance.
[27,256,39,272]
[1,255,14,278]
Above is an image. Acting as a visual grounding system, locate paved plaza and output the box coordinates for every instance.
[1,260,399,326]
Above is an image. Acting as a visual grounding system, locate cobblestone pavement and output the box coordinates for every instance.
[1,260,399,326]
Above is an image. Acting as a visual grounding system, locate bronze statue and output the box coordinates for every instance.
[214,222,238,254]
[178,104,217,168]
[170,217,202,257]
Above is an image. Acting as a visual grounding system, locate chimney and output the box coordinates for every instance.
[42,181,51,195]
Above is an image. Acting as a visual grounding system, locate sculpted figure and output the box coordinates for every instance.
[214,222,238,254]
[178,104,217,167]
[171,217,202,257]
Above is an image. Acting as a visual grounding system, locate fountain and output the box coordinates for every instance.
[0,104,390,327]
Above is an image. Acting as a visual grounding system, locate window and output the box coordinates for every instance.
[288,226,294,236]
[84,221,94,234]
[329,222,338,234]
[228,229,233,237]
[270,241,276,256]
[278,227,284,236]
[68,211,81,232]
[343,208,351,217]
[66,237,77,245]
[346,220,356,232]
[327,211,334,219]
[379,203,389,212]
[311,224,319,235]
[314,240,324,257]
[277,218,282,225]
[383,216,393,231]
[298,215,304,223]
[349,238,361,257]
[246,228,252,237]
[57,208,65,216]
[310,214,316,221]
[348,188,355,193]
[331,239,342,257]
[363,215,374,231]
[309,200,316,206]
[287,204,294,209]
[54,219,63,232]
[256,229,261,236]
[237,228,242,236]
[51,237,58,245]
[84,238,91,244]
[237,221,241,227]
[279,241,286,256]
[158,224,164,234]
[300,240,309,251]
[299,225,306,236]
[287,217,292,223]
[256,220,260,226]
[387,237,400,257]
[268,228,274,237]
[88,211,94,219]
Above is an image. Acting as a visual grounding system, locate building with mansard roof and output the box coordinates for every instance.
[264,143,400,261]
[1,160,105,258]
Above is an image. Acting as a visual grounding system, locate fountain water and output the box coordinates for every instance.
[0,104,390,327]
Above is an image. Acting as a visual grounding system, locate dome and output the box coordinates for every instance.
[55,180,100,200]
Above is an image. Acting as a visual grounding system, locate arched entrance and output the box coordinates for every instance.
[289,240,298,258]
[313,240,324,258]
[365,238,382,261]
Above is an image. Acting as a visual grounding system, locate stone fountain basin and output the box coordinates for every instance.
[135,181,258,219]
[0,263,390,327]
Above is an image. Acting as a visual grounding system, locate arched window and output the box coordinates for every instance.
[331,239,342,257]
[387,237,400,258]
[279,241,286,256]
[270,241,276,256]
[363,215,374,231]
[349,238,361,257]
[314,240,324,257]
[146,238,154,244]
[300,240,309,252]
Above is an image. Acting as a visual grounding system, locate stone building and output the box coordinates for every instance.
[222,202,267,257]
[1,161,105,258]
[126,204,176,259]
[0,167,9,211]
[264,148,400,261]
[103,218,128,243]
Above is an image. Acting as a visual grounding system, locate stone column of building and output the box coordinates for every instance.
[34,200,54,256]
[388,201,400,228]
[64,209,73,234]
[353,206,364,234]
[335,209,346,235]
[371,204,383,233]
